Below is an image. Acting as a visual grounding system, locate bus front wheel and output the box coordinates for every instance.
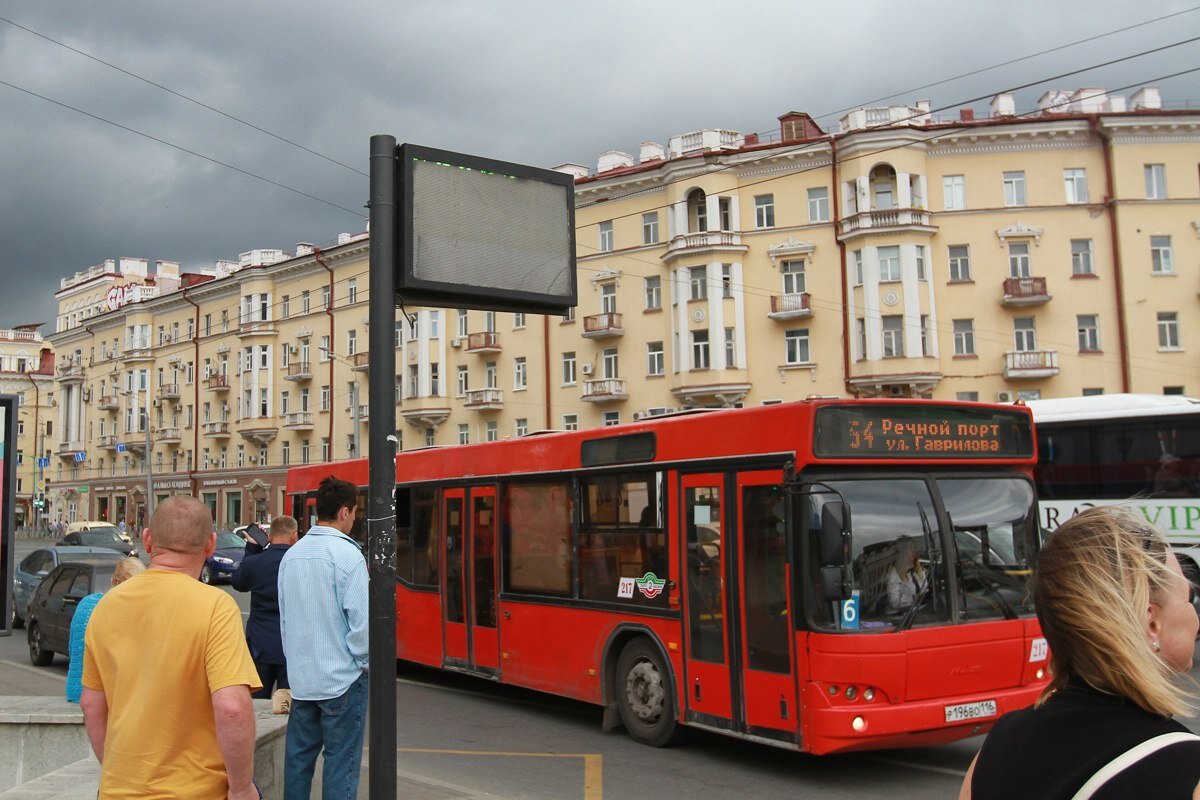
[615,638,681,747]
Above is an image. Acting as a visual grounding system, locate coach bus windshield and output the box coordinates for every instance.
[807,476,1037,630]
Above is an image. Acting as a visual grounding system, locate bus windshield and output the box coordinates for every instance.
[808,476,1037,630]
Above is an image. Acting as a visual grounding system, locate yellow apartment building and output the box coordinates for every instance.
[0,325,54,528]
[44,85,1200,524]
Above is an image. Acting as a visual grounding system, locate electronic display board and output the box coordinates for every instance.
[813,404,1034,460]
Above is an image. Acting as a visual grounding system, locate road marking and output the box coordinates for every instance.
[865,754,969,778]
[397,747,603,800]
[0,659,66,682]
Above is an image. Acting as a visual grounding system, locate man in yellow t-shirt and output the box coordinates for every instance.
[81,496,263,799]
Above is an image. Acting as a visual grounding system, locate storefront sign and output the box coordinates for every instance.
[201,478,240,487]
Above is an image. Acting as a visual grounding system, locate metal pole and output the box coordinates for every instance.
[367,133,398,799]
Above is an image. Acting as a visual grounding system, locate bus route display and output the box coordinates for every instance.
[813,404,1034,460]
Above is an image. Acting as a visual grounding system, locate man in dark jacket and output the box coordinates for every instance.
[231,515,298,699]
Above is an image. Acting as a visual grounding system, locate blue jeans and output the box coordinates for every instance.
[284,672,367,800]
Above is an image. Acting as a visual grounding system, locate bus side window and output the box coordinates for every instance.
[395,488,413,584]
[412,488,439,587]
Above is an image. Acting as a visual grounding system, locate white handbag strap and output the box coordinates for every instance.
[1070,731,1200,800]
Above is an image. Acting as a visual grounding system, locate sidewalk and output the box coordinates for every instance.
[0,661,503,799]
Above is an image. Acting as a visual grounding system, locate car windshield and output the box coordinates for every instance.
[215,533,245,550]
[78,529,122,545]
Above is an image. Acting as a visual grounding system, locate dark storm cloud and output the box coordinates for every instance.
[1,0,1196,328]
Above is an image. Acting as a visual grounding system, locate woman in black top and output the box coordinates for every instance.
[961,506,1200,799]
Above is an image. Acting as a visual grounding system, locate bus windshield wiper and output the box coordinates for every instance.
[899,502,940,631]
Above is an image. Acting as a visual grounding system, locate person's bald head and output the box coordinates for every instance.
[147,496,214,554]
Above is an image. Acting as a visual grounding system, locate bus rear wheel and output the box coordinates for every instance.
[615,638,681,747]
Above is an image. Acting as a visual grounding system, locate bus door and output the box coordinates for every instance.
[441,486,500,675]
[681,473,735,727]
[736,471,797,736]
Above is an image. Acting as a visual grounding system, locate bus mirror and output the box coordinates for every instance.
[820,501,852,566]
[819,565,852,602]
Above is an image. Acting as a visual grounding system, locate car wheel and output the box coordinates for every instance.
[615,638,683,747]
[200,565,213,585]
[29,623,53,666]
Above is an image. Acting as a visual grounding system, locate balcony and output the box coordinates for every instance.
[1001,277,1051,307]
[465,332,501,354]
[283,411,315,431]
[768,293,813,320]
[56,362,85,383]
[349,403,369,421]
[582,313,624,339]
[119,433,148,453]
[662,231,748,263]
[157,426,181,444]
[57,441,84,458]
[237,420,279,445]
[400,403,451,429]
[464,388,504,410]
[157,383,180,401]
[121,347,154,364]
[237,320,278,338]
[1004,349,1060,380]
[837,207,936,241]
[204,375,230,392]
[202,421,231,438]
[350,352,370,372]
[285,362,313,382]
[670,381,753,408]
[97,395,120,411]
[582,379,629,403]
[98,434,119,451]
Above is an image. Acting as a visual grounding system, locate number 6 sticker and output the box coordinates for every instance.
[840,590,861,630]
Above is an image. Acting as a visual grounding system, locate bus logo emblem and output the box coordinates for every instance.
[635,572,666,599]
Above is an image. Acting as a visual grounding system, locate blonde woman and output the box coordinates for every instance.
[66,557,145,702]
[961,506,1200,799]
[885,536,926,612]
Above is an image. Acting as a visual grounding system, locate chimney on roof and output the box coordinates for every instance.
[552,163,589,180]
[959,108,975,122]
[1131,86,1161,110]
[639,142,665,163]
[778,111,823,142]
[990,93,1016,117]
[597,150,634,173]
[915,99,931,124]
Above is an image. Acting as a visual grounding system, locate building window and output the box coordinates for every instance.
[754,194,775,228]
[424,428,435,447]
[562,414,578,431]
[781,260,805,295]
[916,246,927,281]
[785,329,810,364]
[513,312,525,329]
[642,212,659,245]
[347,279,358,305]
[562,352,576,385]
[281,295,290,318]
[457,309,468,339]
[280,442,290,466]
[319,336,330,361]
[346,329,357,356]
[1003,171,1026,206]
[1014,317,1037,352]
[321,438,330,462]
[1077,315,1100,352]
[943,175,966,210]
[1145,164,1167,199]
[301,291,310,314]
[601,348,619,379]
[485,421,498,442]
[458,424,469,445]
[878,246,901,282]
[1064,168,1088,204]
[921,315,932,357]
[1151,236,1174,274]
[644,277,661,310]
[600,283,617,314]
[394,320,404,348]
[953,319,976,356]
[408,365,419,398]
[320,385,330,411]
[515,418,528,437]
[691,330,710,369]
[321,286,331,310]
[1164,386,1185,396]
[721,264,733,299]
[856,318,866,359]
[957,391,979,402]
[808,187,830,222]
[603,411,620,427]
[1158,312,1181,349]
[456,366,469,396]
[1008,242,1031,278]
[514,357,527,390]
[598,220,613,252]
[882,315,904,358]
[689,266,707,300]
[484,361,498,389]
[724,327,736,367]
[428,310,439,338]
[853,250,863,286]
[561,305,575,323]
[1071,239,1095,275]
[300,439,310,465]
[647,342,664,376]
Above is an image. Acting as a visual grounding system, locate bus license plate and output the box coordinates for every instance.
[944,700,997,724]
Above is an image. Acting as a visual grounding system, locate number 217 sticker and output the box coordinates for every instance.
[1029,637,1048,663]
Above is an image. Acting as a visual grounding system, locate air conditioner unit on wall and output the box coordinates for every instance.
[580,364,594,376]
[450,338,463,348]
[996,391,1014,403]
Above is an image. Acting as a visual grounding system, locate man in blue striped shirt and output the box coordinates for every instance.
[278,476,368,799]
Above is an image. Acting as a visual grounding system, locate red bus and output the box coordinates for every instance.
[285,399,1048,754]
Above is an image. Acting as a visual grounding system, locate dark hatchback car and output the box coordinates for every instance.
[10,546,125,628]
[27,558,119,666]
[201,532,248,585]
[57,525,138,558]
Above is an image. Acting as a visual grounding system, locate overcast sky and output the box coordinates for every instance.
[2,0,1197,331]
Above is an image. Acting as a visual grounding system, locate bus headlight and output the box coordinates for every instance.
[863,688,875,702]
[852,716,867,732]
